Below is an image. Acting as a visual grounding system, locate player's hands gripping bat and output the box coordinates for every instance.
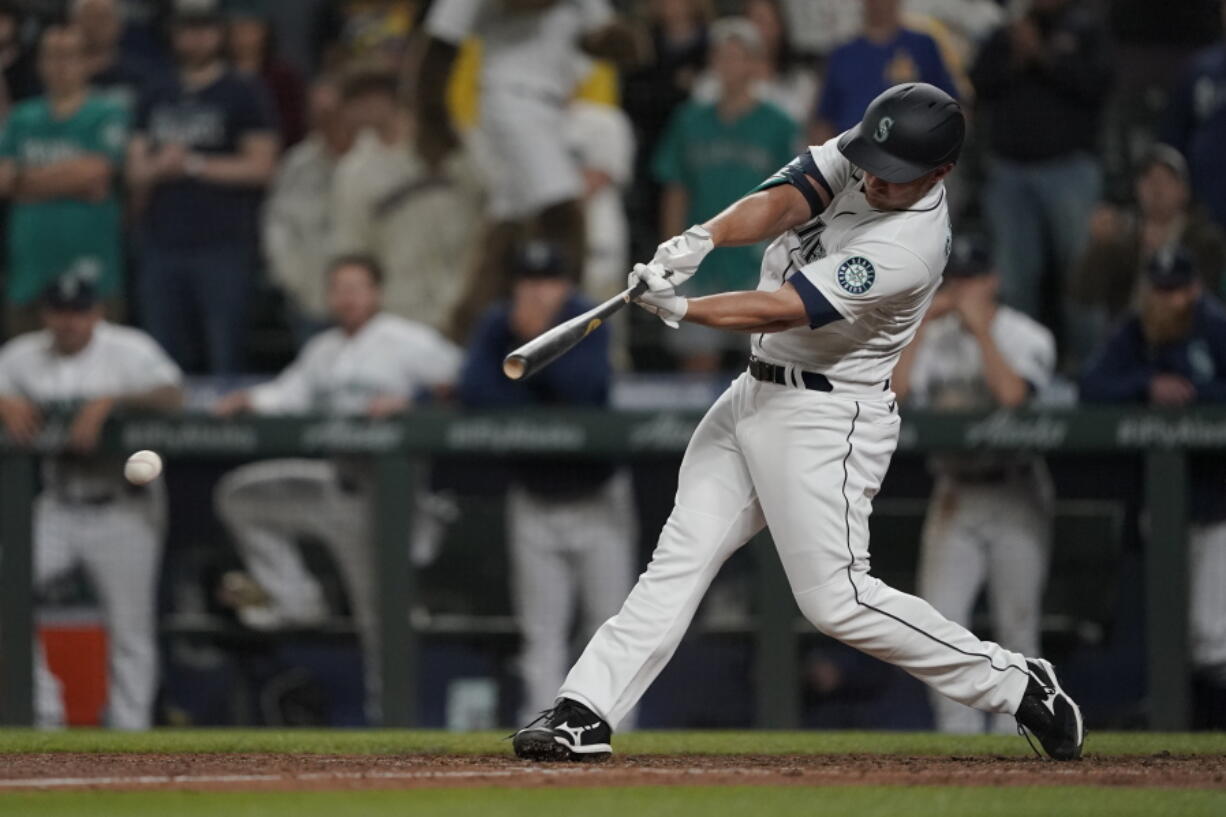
[629,263,688,328]
[649,224,714,288]
[502,279,648,380]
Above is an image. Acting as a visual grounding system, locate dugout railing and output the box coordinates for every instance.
[0,406,1212,729]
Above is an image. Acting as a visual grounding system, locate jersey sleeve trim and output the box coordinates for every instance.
[787,270,846,329]
[752,151,832,219]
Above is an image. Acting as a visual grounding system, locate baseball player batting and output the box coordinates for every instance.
[512,83,1084,762]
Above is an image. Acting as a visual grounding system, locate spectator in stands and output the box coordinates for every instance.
[893,236,1056,734]
[331,67,484,334]
[71,0,152,112]
[0,1,39,114]
[810,0,959,144]
[1072,145,1226,365]
[1164,1,1226,231]
[621,0,711,264]
[652,17,795,371]
[263,76,354,342]
[458,241,635,724]
[1080,248,1226,726]
[127,0,278,375]
[969,0,1113,323]
[693,0,817,127]
[228,0,307,148]
[0,25,128,338]
[567,99,635,301]
[0,270,184,730]
[313,0,417,73]
[213,254,462,723]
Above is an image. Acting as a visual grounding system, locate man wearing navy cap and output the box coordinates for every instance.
[0,269,183,729]
[1081,248,1226,726]
[893,235,1057,734]
[458,241,635,725]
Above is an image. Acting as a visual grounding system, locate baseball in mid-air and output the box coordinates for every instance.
[124,450,163,485]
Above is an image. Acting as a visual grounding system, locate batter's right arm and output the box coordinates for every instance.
[703,178,824,250]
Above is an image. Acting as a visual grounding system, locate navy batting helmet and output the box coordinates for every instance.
[837,83,965,184]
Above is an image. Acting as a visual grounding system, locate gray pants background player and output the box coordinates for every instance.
[214,458,451,722]
[510,471,635,723]
[1190,521,1226,682]
[35,486,166,730]
[918,465,1052,733]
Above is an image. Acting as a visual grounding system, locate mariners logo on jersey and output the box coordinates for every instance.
[837,257,876,294]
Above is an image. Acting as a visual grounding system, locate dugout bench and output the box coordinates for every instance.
[0,406,1213,730]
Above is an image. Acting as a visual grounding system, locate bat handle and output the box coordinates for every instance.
[624,278,649,302]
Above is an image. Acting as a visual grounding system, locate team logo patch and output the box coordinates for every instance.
[837,257,876,294]
[874,116,894,143]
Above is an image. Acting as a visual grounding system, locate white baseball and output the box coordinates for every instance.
[124,450,163,485]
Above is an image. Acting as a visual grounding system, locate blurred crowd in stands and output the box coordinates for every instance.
[3,0,1226,731]
[0,0,1219,382]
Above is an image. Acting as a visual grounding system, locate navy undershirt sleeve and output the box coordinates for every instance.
[787,273,845,329]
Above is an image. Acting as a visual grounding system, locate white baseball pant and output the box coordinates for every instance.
[560,373,1033,729]
[34,487,165,730]
[1190,520,1226,672]
[509,470,635,723]
[918,471,1052,733]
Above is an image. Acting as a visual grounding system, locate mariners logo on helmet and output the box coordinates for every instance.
[873,116,894,144]
[837,257,876,294]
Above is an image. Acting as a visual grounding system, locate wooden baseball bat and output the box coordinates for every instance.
[502,280,648,380]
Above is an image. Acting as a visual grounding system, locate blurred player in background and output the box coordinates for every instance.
[458,241,635,723]
[1080,248,1226,726]
[415,0,641,340]
[212,255,462,722]
[893,236,1056,734]
[0,270,184,729]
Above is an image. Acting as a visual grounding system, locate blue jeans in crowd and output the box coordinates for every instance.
[138,241,252,375]
[982,153,1102,322]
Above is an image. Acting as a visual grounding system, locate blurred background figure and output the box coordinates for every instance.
[228,0,307,148]
[0,1,39,116]
[652,16,794,371]
[127,0,278,375]
[263,75,354,342]
[212,255,462,722]
[0,271,183,729]
[0,24,128,338]
[893,236,1056,734]
[458,241,635,724]
[415,0,640,341]
[1080,248,1226,728]
[622,0,711,268]
[566,98,634,301]
[969,0,1113,330]
[1072,145,1226,369]
[1164,0,1226,233]
[71,0,151,112]
[330,66,485,333]
[810,0,959,145]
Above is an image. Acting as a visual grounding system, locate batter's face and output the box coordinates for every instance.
[863,164,952,210]
[43,306,102,355]
[327,264,382,332]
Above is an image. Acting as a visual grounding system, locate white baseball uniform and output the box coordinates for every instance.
[560,136,1036,729]
[213,313,462,720]
[425,0,613,219]
[0,322,181,730]
[906,306,1057,733]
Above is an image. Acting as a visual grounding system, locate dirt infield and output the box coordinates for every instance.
[0,753,1223,793]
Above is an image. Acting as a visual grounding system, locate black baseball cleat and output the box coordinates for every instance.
[511,698,612,762]
[1014,658,1085,761]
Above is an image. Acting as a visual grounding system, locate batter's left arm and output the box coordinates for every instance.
[682,285,809,333]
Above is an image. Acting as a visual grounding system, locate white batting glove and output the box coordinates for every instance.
[650,225,714,289]
[629,263,688,328]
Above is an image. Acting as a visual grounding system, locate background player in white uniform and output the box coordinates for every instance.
[0,271,184,729]
[513,83,1084,762]
[893,235,1057,734]
[415,0,640,338]
[212,255,462,721]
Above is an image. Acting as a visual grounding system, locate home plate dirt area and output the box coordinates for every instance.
[1,753,1223,793]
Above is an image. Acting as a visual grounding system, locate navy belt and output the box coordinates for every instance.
[748,357,833,392]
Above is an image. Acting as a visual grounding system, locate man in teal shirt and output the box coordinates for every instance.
[0,24,128,337]
[652,17,796,370]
